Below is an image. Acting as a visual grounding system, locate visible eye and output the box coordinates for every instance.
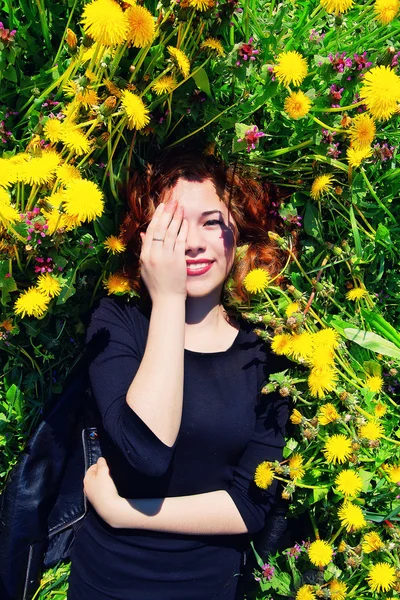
[204,219,223,226]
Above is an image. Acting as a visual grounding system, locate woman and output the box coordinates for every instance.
[67,150,290,600]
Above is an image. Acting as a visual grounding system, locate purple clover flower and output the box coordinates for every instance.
[237,126,265,152]
[329,52,352,72]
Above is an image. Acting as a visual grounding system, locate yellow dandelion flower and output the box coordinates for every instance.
[308,366,338,399]
[43,118,64,143]
[290,408,303,425]
[63,80,80,98]
[346,287,368,301]
[63,179,104,223]
[61,129,91,156]
[103,235,126,254]
[365,374,384,393]
[289,454,305,480]
[337,540,347,552]
[385,464,400,484]
[271,334,293,356]
[76,88,99,108]
[323,434,352,464]
[329,579,347,600]
[308,347,335,369]
[41,209,69,235]
[0,189,20,224]
[362,531,385,553]
[288,332,314,361]
[359,420,384,440]
[374,401,387,418]
[243,268,270,294]
[0,158,17,188]
[310,174,334,200]
[188,0,215,10]
[348,113,376,150]
[17,151,61,186]
[284,91,312,119]
[126,4,156,48]
[37,273,62,298]
[296,585,316,600]
[285,302,300,317]
[360,66,400,121]
[200,37,225,56]
[347,145,373,168]
[338,501,366,532]
[81,0,128,47]
[274,51,308,87]
[367,562,396,592]
[168,46,191,79]
[14,287,50,318]
[254,461,275,489]
[375,0,399,24]
[308,540,333,567]
[313,328,341,351]
[104,272,131,295]
[55,163,81,185]
[318,403,340,425]
[121,90,150,130]
[335,469,363,497]
[151,75,177,96]
[320,0,354,14]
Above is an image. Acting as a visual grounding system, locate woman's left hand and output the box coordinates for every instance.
[83,457,124,527]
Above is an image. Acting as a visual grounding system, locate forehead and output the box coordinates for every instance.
[164,178,229,216]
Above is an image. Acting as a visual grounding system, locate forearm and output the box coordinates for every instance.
[126,296,185,447]
[111,490,248,535]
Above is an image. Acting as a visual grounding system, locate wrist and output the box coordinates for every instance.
[112,497,140,529]
[151,295,186,310]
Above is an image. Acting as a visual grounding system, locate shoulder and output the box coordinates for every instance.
[86,295,150,342]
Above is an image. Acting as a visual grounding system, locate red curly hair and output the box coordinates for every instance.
[120,149,294,309]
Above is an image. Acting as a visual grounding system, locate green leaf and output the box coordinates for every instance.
[304,201,323,241]
[56,268,76,305]
[312,487,329,503]
[3,65,17,83]
[359,470,373,493]
[271,571,291,596]
[5,384,24,420]
[375,223,391,246]
[349,205,362,258]
[342,328,400,359]
[192,67,211,97]
[360,309,400,348]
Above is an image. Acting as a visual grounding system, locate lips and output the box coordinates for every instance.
[186,261,214,276]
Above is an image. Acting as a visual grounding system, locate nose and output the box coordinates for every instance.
[185,222,206,253]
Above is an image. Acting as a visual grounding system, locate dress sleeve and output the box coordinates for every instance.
[225,354,290,536]
[85,297,177,477]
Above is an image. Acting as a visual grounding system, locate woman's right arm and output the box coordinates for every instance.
[126,199,188,448]
[86,199,188,476]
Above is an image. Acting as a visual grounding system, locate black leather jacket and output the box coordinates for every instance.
[0,369,102,600]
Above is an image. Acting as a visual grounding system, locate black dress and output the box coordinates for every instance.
[67,297,289,600]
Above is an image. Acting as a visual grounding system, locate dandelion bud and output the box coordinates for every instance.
[303,428,317,440]
[262,383,277,395]
[340,115,352,128]
[315,590,325,599]
[332,246,343,256]
[66,28,78,52]
[281,489,291,500]
[274,326,284,335]
[337,540,347,552]
[354,545,362,555]
[286,316,297,329]
[346,556,360,568]
[129,65,136,73]
[339,391,349,402]
[352,442,361,451]
[242,312,262,323]
[287,285,303,300]
[268,231,287,248]
[253,328,269,340]
[262,313,274,325]
[368,440,380,449]
[101,96,117,117]
[376,46,397,67]
[279,386,291,397]
[310,417,318,427]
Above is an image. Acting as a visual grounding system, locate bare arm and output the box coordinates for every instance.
[126,296,185,447]
[84,458,248,534]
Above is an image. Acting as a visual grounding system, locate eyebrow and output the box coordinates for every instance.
[202,210,223,216]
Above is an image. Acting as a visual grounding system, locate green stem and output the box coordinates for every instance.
[164,100,239,149]
[262,290,281,317]
[360,168,396,223]
[109,41,129,79]
[330,526,344,545]
[35,0,51,51]
[311,115,346,134]
[273,476,328,490]
[311,100,365,113]
[52,0,79,67]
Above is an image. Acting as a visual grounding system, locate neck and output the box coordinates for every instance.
[185,294,227,331]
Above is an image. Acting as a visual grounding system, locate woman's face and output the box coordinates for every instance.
[164,178,237,299]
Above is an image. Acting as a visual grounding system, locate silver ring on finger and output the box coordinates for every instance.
[153,237,164,242]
